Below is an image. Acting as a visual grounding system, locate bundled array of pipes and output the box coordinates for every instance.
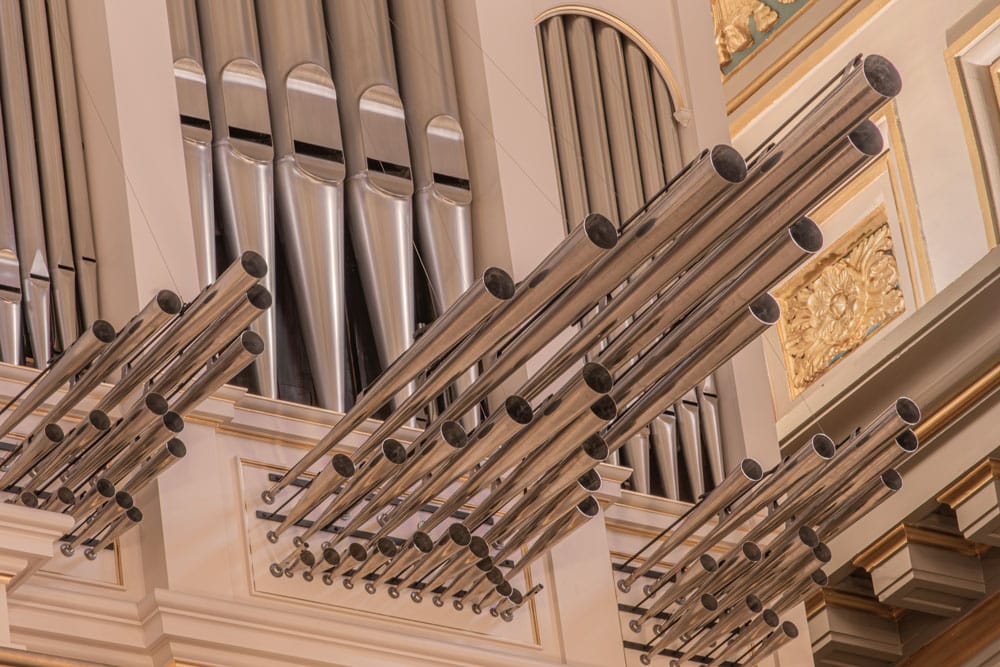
[0,254,271,589]
[0,0,100,366]
[167,0,477,417]
[621,396,919,665]
[258,54,902,619]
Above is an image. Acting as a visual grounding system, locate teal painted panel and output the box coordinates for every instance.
[720,0,812,75]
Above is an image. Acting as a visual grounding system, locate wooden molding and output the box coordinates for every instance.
[937,458,1000,508]
[899,589,1000,666]
[854,524,985,572]
[808,588,905,621]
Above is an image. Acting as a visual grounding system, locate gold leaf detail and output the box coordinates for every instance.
[711,0,784,69]
[777,212,905,397]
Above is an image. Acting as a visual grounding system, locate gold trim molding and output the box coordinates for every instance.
[534,5,687,109]
[853,524,985,572]
[899,588,1000,666]
[805,588,904,621]
[937,458,1000,509]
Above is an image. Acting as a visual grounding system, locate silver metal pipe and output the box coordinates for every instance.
[0,0,52,367]
[698,376,725,488]
[0,97,20,364]
[630,553,719,632]
[390,0,478,428]
[644,592,720,658]
[618,458,763,592]
[675,391,705,499]
[322,542,368,583]
[623,427,651,495]
[816,468,902,542]
[146,285,272,399]
[371,395,533,538]
[63,490,133,556]
[433,556,492,606]
[292,439,406,549]
[0,319,116,443]
[196,0,277,397]
[680,593,764,649]
[169,330,264,415]
[504,496,600,582]
[471,580,512,615]
[302,546,340,582]
[22,0,78,350]
[685,606,779,663]
[368,421,469,512]
[486,468,601,548]
[754,543,832,604]
[382,530,435,596]
[650,413,680,500]
[17,410,111,503]
[395,523,470,591]
[707,541,771,602]
[64,478,114,523]
[324,0,414,402]
[497,583,543,620]
[414,536,489,602]
[256,0,351,411]
[262,266,515,503]
[490,587,523,618]
[338,213,617,471]
[59,393,169,493]
[83,506,142,560]
[345,537,398,591]
[722,620,799,666]
[96,254,267,412]
[0,423,63,487]
[453,565,504,611]
[273,548,315,578]
[117,438,186,497]
[100,411,186,487]
[166,0,215,290]
[47,0,99,327]
[266,454,356,544]
[773,568,828,616]
[45,290,182,425]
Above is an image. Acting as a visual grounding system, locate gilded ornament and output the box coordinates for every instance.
[777,212,905,396]
[711,0,797,69]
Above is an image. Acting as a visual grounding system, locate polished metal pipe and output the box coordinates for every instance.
[679,593,763,649]
[433,556,492,607]
[618,458,763,591]
[651,413,680,500]
[413,536,489,603]
[266,453,356,544]
[64,478,115,523]
[372,396,533,538]
[453,565,505,611]
[48,0,99,326]
[271,548,315,578]
[630,553,720,632]
[644,592,720,659]
[166,0,215,290]
[346,537,398,592]
[699,378,726,488]
[169,331,264,415]
[0,320,116,443]
[675,392,704,499]
[368,421,469,512]
[390,0,478,428]
[257,0,350,411]
[497,583,543,620]
[773,569,828,616]
[83,506,142,560]
[490,587,523,618]
[99,411,185,487]
[380,531,435,594]
[343,214,617,469]
[46,291,182,425]
[197,0,277,397]
[396,523,470,591]
[604,291,782,461]
[302,547,340,582]
[22,0,78,349]
[0,102,20,364]
[471,580,512,615]
[755,543,832,604]
[623,427,652,495]
[118,438,187,497]
[293,439,406,549]
[486,468,601,548]
[706,541,771,602]
[723,620,798,666]
[322,542,368,583]
[262,267,515,502]
[0,424,64,488]
[685,606,779,663]
[816,469,902,542]
[60,393,169,491]
[17,411,111,503]
[504,496,599,581]
[147,285,272,399]
[0,0,51,367]
[97,254,267,412]
[63,490,133,556]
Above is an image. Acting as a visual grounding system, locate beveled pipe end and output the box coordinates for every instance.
[19,491,38,508]
[848,120,884,156]
[583,214,618,249]
[95,479,116,499]
[746,594,763,613]
[441,421,468,449]
[781,620,800,638]
[813,542,832,563]
[156,289,184,315]
[240,250,269,279]
[240,330,265,354]
[812,433,837,459]
[331,453,356,478]
[789,218,824,254]
[578,496,600,517]
[374,537,397,558]
[89,410,112,431]
[146,393,169,415]
[590,395,617,422]
[742,541,762,562]
[863,55,902,98]
[701,593,719,611]
[749,294,781,326]
[485,566,505,586]
[700,553,719,572]
[468,536,489,559]
[882,468,903,491]
[114,491,134,510]
[92,320,117,343]
[582,362,613,394]
[57,486,77,506]
[740,458,764,481]
[483,267,515,300]
[347,542,369,563]
[583,435,609,461]
[505,395,534,425]
[896,397,921,425]
[412,530,434,553]
[710,145,748,183]
[447,522,472,546]
[763,608,781,627]
[799,525,820,548]
[578,469,602,491]
[381,438,407,465]
[163,411,185,434]
[44,423,65,443]
[247,285,272,310]
[811,569,829,586]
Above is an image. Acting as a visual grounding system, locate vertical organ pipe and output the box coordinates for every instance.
[390,0,479,427]
[196,0,278,398]
[256,0,350,412]
[165,0,216,290]
[47,0,99,327]
[650,412,680,500]
[0,0,52,367]
[21,0,79,350]
[0,107,19,363]
[698,375,726,487]
[676,390,706,499]
[623,41,666,197]
[324,0,415,397]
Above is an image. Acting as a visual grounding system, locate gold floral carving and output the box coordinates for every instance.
[776,207,905,397]
[711,0,796,68]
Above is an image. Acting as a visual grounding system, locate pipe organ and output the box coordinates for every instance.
[0,0,100,368]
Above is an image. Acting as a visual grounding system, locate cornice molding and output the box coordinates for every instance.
[899,589,1000,666]
[806,588,904,621]
[937,458,1000,509]
[853,524,985,572]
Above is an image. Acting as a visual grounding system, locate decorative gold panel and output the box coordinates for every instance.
[776,206,905,397]
[711,0,809,73]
